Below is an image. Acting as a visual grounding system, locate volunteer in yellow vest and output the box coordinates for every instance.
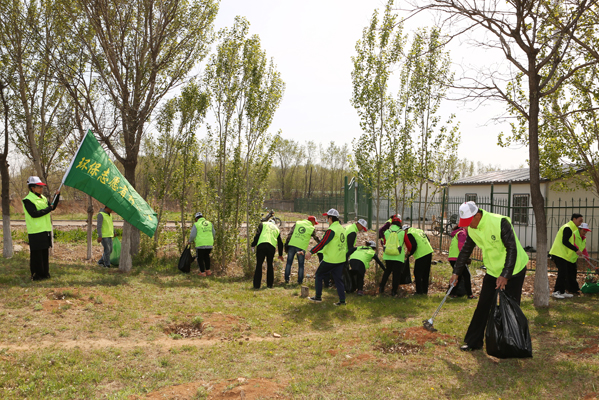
[406,225,434,295]
[450,201,529,352]
[447,225,474,299]
[574,223,595,272]
[549,213,584,298]
[22,176,60,281]
[96,206,114,268]
[345,218,368,252]
[379,215,408,296]
[307,208,347,305]
[284,215,320,285]
[251,220,284,289]
[188,212,215,277]
[349,241,385,295]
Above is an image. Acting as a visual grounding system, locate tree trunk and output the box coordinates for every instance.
[2,156,13,258]
[119,222,133,273]
[86,195,93,260]
[529,69,549,308]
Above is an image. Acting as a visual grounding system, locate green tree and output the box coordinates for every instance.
[351,0,404,237]
[56,0,218,272]
[411,0,598,307]
[204,16,283,272]
[0,75,13,258]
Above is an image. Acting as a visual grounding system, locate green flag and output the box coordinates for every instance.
[62,130,158,237]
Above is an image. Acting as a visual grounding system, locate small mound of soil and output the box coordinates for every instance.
[133,378,287,400]
[375,326,456,355]
[341,353,376,367]
[164,323,204,339]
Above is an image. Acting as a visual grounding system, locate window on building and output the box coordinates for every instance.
[465,193,477,202]
[512,194,529,225]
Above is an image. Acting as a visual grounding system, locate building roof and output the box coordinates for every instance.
[449,168,547,185]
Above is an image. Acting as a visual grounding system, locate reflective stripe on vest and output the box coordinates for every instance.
[99,211,114,238]
[383,225,405,261]
[194,218,214,247]
[323,221,346,264]
[467,211,529,278]
[349,246,376,269]
[22,191,51,234]
[407,227,433,259]
[288,220,315,251]
[549,220,579,262]
[258,222,279,248]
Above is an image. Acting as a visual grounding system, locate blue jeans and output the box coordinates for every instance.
[98,237,113,267]
[314,261,345,302]
[285,245,305,284]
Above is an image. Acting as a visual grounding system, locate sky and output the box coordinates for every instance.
[212,0,531,169]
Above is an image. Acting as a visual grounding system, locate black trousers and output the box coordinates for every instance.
[195,248,212,273]
[349,259,366,291]
[315,260,345,302]
[379,260,403,294]
[414,253,432,294]
[553,255,579,294]
[464,268,526,349]
[253,243,275,289]
[449,260,473,297]
[30,248,50,280]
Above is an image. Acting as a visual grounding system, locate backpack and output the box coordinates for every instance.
[385,228,400,256]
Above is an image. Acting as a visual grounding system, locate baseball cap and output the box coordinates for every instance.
[458,201,479,227]
[194,212,203,219]
[579,223,591,232]
[366,240,376,248]
[391,215,402,224]
[322,208,340,217]
[357,218,368,231]
[27,176,46,186]
[307,215,318,225]
[402,224,409,230]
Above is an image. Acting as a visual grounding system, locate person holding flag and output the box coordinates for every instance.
[96,205,114,268]
[22,176,60,281]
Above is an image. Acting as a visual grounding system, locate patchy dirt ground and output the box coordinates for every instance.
[131,378,288,400]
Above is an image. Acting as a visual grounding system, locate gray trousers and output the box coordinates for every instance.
[99,237,113,267]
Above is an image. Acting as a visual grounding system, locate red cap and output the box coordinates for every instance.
[307,216,318,225]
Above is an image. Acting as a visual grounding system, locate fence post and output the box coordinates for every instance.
[507,181,512,218]
[490,184,494,213]
[344,176,348,222]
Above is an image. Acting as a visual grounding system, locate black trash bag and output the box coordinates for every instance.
[485,289,533,359]
[343,264,355,293]
[178,245,194,273]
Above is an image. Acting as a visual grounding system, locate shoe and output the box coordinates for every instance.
[467,295,477,300]
[334,301,346,306]
[206,270,212,276]
[562,293,574,298]
[198,272,207,277]
[552,291,565,299]
[285,280,289,284]
[308,297,322,302]
[357,290,364,296]
[460,344,480,352]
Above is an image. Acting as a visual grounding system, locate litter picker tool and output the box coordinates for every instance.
[423,283,454,333]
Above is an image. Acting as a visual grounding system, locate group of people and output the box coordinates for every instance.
[22,176,595,355]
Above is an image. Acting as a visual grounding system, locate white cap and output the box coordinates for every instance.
[402,224,409,230]
[458,201,479,227]
[322,208,340,217]
[194,212,203,219]
[579,222,591,231]
[357,219,368,230]
[27,176,46,186]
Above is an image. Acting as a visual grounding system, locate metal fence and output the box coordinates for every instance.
[263,200,295,212]
[342,177,599,270]
[294,196,345,216]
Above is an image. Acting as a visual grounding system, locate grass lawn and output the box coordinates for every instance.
[1,243,599,399]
